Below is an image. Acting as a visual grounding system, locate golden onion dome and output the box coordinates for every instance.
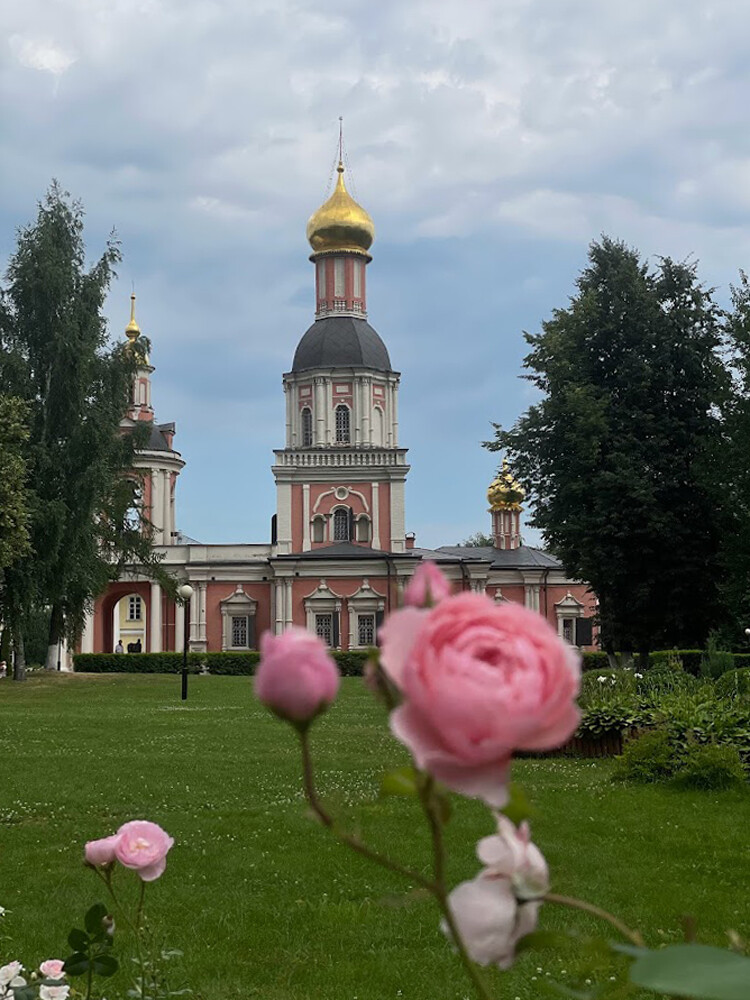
[306,161,375,257]
[124,293,150,365]
[487,459,526,511]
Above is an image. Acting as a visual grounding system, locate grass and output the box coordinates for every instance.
[0,673,748,1000]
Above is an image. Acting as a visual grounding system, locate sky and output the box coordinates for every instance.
[3,0,750,549]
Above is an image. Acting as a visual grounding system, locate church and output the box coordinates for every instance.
[80,156,596,657]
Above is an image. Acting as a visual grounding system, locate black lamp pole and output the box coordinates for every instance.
[179,583,193,701]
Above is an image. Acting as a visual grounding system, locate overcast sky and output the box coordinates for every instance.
[3,0,750,549]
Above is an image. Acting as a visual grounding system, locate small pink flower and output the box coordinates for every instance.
[477,815,549,901]
[39,985,70,1000]
[114,821,174,882]
[84,835,120,867]
[403,562,452,608]
[255,627,340,724]
[442,876,540,969]
[39,960,66,981]
[379,594,580,806]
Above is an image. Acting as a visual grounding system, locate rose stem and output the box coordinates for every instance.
[544,893,645,947]
[298,728,435,891]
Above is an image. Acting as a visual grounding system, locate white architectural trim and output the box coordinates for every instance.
[150,582,162,653]
[219,586,258,650]
[371,482,380,549]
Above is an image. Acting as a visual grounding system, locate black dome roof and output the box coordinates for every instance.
[291,316,392,373]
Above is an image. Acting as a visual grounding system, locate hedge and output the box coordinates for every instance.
[74,649,371,676]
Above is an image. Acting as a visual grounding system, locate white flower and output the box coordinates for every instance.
[0,907,6,918]
[40,985,70,1000]
[443,876,540,969]
[635,672,643,679]
[597,676,607,683]
[476,815,549,901]
[0,963,23,988]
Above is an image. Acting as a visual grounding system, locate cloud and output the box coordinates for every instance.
[3,0,750,544]
[10,36,76,76]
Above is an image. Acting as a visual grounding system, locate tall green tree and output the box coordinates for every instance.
[0,183,167,678]
[719,271,750,643]
[0,395,30,574]
[485,237,726,660]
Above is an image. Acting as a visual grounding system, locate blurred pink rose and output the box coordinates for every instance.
[379,594,580,806]
[255,627,340,724]
[39,960,65,981]
[442,876,540,969]
[114,821,174,882]
[403,562,451,608]
[84,835,120,867]
[477,815,549,901]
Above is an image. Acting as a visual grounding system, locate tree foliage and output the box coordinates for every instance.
[0,183,169,676]
[459,531,495,547]
[485,237,726,655]
[0,395,31,574]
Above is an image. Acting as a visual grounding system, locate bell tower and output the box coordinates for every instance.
[487,460,525,550]
[272,148,409,555]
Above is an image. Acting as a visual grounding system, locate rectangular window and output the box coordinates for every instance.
[231,615,249,648]
[358,614,375,647]
[128,596,142,621]
[353,260,362,298]
[315,614,333,646]
[334,258,345,297]
[562,618,574,644]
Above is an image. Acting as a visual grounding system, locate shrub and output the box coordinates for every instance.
[577,701,643,739]
[637,664,700,701]
[672,744,747,791]
[716,668,750,700]
[700,634,735,680]
[650,649,704,676]
[612,729,678,783]
[74,653,198,674]
[580,651,610,671]
[199,652,260,675]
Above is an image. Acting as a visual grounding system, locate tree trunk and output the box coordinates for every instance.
[45,604,63,670]
[620,649,634,670]
[637,649,650,672]
[13,628,26,682]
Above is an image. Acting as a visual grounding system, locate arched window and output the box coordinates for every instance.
[373,406,384,447]
[335,404,350,444]
[333,507,351,542]
[312,516,325,543]
[301,407,313,446]
[356,515,371,543]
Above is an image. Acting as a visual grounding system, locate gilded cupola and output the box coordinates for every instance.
[306,161,375,258]
[124,293,150,365]
[487,460,525,512]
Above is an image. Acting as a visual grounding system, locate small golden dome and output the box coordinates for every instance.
[306,162,375,257]
[124,293,149,365]
[487,459,526,512]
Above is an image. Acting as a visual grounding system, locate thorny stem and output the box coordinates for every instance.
[300,728,494,1000]
[416,776,494,1000]
[299,728,434,891]
[544,893,645,948]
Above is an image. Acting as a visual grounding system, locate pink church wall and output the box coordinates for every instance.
[204,582,272,649]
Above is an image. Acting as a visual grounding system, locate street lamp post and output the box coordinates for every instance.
[178,583,194,701]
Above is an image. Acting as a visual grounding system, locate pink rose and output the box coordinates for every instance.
[84,835,120,867]
[0,962,24,987]
[442,876,540,969]
[477,815,549,901]
[403,562,452,608]
[114,821,174,882]
[39,960,66,981]
[380,594,580,806]
[255,627,340,724]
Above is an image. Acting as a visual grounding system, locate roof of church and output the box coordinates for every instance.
[146,423,175,451]
[277,542,410,560]
[291,316,392,373]
[433,545,563,569]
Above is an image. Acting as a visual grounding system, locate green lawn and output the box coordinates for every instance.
[0,674,747,1000]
